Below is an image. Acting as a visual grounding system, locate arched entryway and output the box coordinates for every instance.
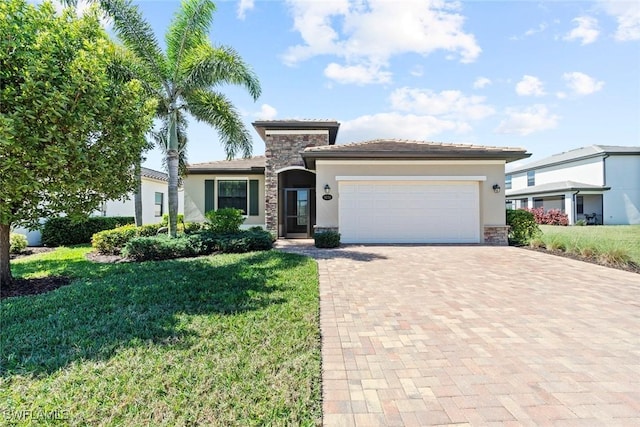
[277,168,316,238]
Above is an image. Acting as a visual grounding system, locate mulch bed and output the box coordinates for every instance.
[523,246,640,274]
[1,276,72,300]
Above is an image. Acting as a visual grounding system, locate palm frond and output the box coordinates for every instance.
[166,0,216,83]
[182,44,261,100]
[184,89,253,159]
[97,0,168,88]
[108,45,164,99]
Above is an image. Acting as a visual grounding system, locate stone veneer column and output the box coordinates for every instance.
[484,225,509,246]
[264,132,329,235]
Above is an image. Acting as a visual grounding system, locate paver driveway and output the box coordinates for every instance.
[280,243,640,426]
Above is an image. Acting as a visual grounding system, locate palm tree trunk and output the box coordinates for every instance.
[0,223,13,287]
[167,109,180,238]
[134,162,143,226]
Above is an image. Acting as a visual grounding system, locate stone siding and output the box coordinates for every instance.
[484,225,509,246]
[264,133,328,234]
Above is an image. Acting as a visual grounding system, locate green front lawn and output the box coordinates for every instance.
[1,247,321,426]
[539,225,640,266]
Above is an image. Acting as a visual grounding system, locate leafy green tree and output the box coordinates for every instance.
[0,0,156,286]
[72,0,261,237]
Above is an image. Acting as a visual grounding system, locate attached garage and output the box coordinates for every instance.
[301,139,531,246]
[338,177,482,244]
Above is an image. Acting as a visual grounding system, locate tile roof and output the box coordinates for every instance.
[506,145,640,173]
[187,156,266,173]
[301,139,530,167]
[506,180,610,197]
[140,167,168,182]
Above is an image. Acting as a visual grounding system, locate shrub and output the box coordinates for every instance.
[160,213,184,226]
[314,231,341,248]
[205,208,245,233]
[9,233,28,254]
[184,222,203,234]
[122,235,202,262]
[506,209,540,246]
[42,216,134,246]
[92,224,139,255]
[137,223,163,237]
[524,207,569,226]
[196,229,273,254]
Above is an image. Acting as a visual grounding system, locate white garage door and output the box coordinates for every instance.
[339,180,480,244]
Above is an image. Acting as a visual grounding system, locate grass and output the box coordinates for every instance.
[538,225,640,266]
[1,247,321,426]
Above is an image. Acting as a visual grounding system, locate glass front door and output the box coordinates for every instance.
[285,189,310,238]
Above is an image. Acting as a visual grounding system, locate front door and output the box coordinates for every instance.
[284,189,311,238]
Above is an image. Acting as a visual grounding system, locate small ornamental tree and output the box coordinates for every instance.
[0,0,156,286]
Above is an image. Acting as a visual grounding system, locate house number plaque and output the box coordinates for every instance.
[322,194,333,201]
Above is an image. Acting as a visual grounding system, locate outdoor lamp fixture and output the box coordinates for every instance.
[324,184,331,194]
[492,184,501,193]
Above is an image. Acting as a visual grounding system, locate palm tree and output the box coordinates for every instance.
[66,0,261,236]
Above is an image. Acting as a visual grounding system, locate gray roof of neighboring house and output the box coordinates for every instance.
[506,145,640,174]
[187,156,266,174]
[506,180,610,197]
[301,139,530,168]
[140,167,168,182]
[253,120,340,146]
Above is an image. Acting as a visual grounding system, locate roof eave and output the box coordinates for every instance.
[506,186,611,197]
[302,150,530,169]
[187,167,266,175]
[252,120,340,145]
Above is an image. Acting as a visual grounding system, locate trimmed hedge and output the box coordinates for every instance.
[92,222,201,255]
[121,229,274,262]
[42,216,135,246]
[9,233,28,254]
[506,209,540,246]
[314,231,341,248]
[205,208,244,233]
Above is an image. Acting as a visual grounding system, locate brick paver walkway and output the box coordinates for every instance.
[277,243,640,426]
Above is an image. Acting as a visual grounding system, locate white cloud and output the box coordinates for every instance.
[601,0,640,41]
[495,105,559,136]
[390,87,495,120]
[556,91,568,99]
[410,65,424,77]
[525,22,548,36]
[283,0,480,84]
[473,77,492,89]
[563,72,604,95]
[324,63,392,85]
[564,16,599,45]
[340,112,468,142]
[237,0,254,20]
[515,75,546,97]
[254,104,278,120]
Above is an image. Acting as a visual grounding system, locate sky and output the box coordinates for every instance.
[60,1,640,171]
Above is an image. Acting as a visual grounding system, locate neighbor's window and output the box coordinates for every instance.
[576,195,584,215]
[506,200,514,210]
[154,192,164,217]
[505,175,512,190]
[218,180,247,214]
[527,170,535,187]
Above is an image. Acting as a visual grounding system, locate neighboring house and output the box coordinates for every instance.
[184,120,529,245]
[95,167,184,224]
[505,145,640,225]
[13,167,181,246]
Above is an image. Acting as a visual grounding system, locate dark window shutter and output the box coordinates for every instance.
[205,180,215,213]
[249,180,259,216]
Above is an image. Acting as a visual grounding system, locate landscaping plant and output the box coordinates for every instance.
[506,209,540,246]
[0,0,155,287]
[314,231,341,248]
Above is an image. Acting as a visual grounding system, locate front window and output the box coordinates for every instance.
[527,171,535,187]
[505,175,512,190]
[576,196,584,215]
[218,180,247,214]
[154,192,164,217]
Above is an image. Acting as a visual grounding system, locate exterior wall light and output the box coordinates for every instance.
[492,184,501,193]
[324,184,331,194]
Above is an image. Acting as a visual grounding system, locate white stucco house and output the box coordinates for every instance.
[505,145,640,225]
[14,167,182,246]
[184,120,529,245]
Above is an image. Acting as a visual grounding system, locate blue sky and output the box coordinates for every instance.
[68,1,640,170]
